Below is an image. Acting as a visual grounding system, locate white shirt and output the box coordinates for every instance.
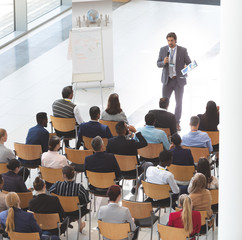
[146,165,179,194]
[169,45,177,77]
[41,151,68,169]
[64,99,84,124]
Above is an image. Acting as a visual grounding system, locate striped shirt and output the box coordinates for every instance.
[49,180,89,205]
[52,99,76,118]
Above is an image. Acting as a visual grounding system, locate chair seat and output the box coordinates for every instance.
[20,163,39,169]
[212,204,218,213]
[70,163,84,172]
[135,214,159,228]
[89,186,108,197]
[144,197,171,208]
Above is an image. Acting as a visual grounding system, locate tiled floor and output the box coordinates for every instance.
[0,0,219,239]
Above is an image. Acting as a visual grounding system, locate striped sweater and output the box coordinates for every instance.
[52,99,76,119]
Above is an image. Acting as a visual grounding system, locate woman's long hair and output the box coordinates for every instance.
[201,101,219,130]
[179,194,193,234]
[5,192,20,232]
[197,158,213,185]
[105,93,122,115]
[190,173,207,193]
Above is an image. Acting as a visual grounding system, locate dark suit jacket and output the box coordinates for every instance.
[170,146,194,166]
[157,45,191,87]
[84,152,121,179]
[106,132,147,158]
[148,109,177,135]
[2,171,28,192]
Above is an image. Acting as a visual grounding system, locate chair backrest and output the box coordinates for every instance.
[209,189,219,205]
[203,131,219,146]
[142,180,171,200]
[98,220,131,240]
[157,224,189,240]
[86,170,115,189]
[182,146,210,163]
[14,143,42,160]
[9,232,40,240]
[122,200,153,219]
[50,115,76,132]
[99,120,119,136]
[167,164,195,182]
[138,143,163,159]
[39,166,64,184]
[199,210,209,226]
[32,212,60,230]
[0,163,8,174]
[65,147,93,165]
[51,193,79,212]
[82,136,108,151]
[114,154,138,172]
[156,128,171,139]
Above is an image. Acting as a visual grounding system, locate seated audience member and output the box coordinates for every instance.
[49,165,89,232]
[0,192,41,237]
[0,128,15,163]
[98,185,138,240]
[29,177,66,235]
[52,86,84,147]
[84,136,121,180]
[146,150,179,206]
[189,173,212,218]
[148,97,177,135]
[136,113,170,150]
[181,116,213,153]
[168,194,201,238]
[41,136,68,169]
[188,158,218,193]
[2,159,29,193]
[76,106,113,149]
[0,175,7,212]
[197,101,219,131]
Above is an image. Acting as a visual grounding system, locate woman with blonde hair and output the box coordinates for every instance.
[0,192,41,236]
[168,194,201,237]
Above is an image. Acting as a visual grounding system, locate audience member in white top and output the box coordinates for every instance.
[41,136,68,169]
[188,157,218,193]
[0,129,15,163]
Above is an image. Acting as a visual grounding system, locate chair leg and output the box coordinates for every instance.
[121,178,124,199]
[94,196,96,212]
[134,181,138,201]
[150,225,153,240]
[89,211,92,240]
[81,172,83,183]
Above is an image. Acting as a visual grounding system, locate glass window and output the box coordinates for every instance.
[27,0,61,23]
[0,0,14,39]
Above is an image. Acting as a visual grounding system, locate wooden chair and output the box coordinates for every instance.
[39,166,64,184]
[182,146,210,163]
[0,163,8,174]
[114,154,139,200]
[97,220,132,240]
[3,191,33,210]
[86,171,115,212]
[32,212,69,239]
[167,164,195,182]
[82,136,108,151]
[210,189,219,225]
[198,210,215,240]
[156,128,171,140]
[8,232,40,240]
[138,143,163,164]
[157,224,195,240]
[122,200,159,240]
[65,147,93,182]
[51,193,91,240]
[203,131,219,146]
[142,180,173,214]
[99,119,119,136]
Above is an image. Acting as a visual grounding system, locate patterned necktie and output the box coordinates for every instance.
[169,48,174,78]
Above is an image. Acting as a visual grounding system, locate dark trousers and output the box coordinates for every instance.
[163,77,184,124]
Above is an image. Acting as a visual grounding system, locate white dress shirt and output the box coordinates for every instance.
[169,45,177,78]
[41,151,68,169]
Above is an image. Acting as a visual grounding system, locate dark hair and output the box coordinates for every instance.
[91,136,103,151]
[7,159,20,171]
[48,136,60,151]
[0,174,3,185]
[33,177,45,191]
[171,133,182,146]
[159,150,173,166]
[62,165,75,180]
[159,97,169,109]
[115,121,126,135]
[62,86,73,98]
[0,129,6,140]
[166,32,177,41]
[36,112,47,125]
[107,185,121,201]
[89,106,100,120]
[190,116,200,126]
[197,158,212,184]
[105,93,122,115]
[145,113,155,126]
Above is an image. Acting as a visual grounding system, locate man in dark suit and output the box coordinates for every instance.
[84,136,121,179]
[149,97,177,136]
[76,106,113,149]
[157,32,191,130]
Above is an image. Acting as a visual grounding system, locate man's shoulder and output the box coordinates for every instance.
[160,45,169,51]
